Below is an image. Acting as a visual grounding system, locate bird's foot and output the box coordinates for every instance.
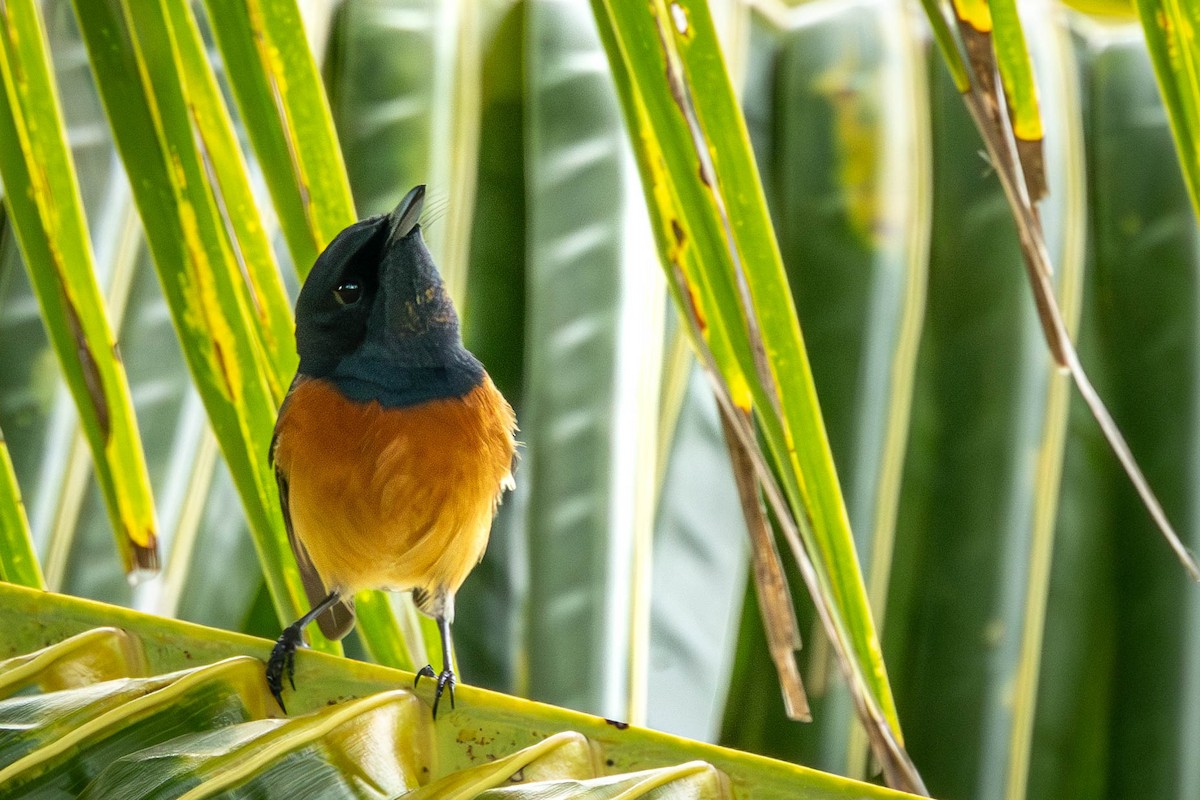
[414,664,456,718]
[266,624,305,714]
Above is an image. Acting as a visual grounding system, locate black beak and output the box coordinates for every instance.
[385,185,426,249]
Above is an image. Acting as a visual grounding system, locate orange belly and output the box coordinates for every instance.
[272,376,516,600]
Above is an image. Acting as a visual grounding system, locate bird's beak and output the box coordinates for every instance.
[385,185,426,249]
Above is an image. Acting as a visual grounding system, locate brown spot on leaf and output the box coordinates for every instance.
[684,280,707,335]
[1016,137,1047,202]
[62,292,111,443]
[132,529,159,572]
[958,23,1000,121]
[670,218,686,247]
[212,339,233,395]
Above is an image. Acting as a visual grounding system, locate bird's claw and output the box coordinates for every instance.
[414,664,456,718]
[266,625,305,714]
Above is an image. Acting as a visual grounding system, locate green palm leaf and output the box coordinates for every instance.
[0,0,159,574]
[0,424,40,589]
[589,0,917,787]
[202,0,357,276]
[0,582,917,800]
[68,0,329,650]
[1136,0,1200,222]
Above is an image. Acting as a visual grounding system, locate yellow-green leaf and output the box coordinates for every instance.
[68,0,334,651]
[589,0,919,789]
[0,0,159,574]
[1135,0,1200,222]
[0,426,41,589]
[919,0,972,92]
[164,0,297,400]
[202,0,358,276]
[0,582,922,800]
[991,0,1048,199]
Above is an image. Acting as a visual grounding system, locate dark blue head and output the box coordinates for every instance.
[294,186,484,407]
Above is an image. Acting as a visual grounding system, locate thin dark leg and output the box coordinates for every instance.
[265,591,340,714]
[414,614,455,718]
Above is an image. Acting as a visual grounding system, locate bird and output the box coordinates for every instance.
[265,185,516,718]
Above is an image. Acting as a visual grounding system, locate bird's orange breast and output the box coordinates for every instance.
[272,376,516,600]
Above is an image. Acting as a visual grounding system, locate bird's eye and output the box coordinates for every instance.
[333,280,362,306]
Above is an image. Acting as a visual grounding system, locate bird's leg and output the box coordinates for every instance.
[266,590,341,714]
[414,614,456,718]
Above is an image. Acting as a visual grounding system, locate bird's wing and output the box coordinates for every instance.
[273,380,356,641]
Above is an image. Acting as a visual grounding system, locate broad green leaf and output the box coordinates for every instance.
[1035,22,1200,797]
[69,0,332,650]
[882,20,1083,795]
[0,628,146,697]
[405,731,596,798]
[0,0,159,573]
[722,0,930,777]
[81,691,428,799]
[589,0,912,783]
[201,0,357,276]
[522,0,665,722]
[476,764,727,800]
[479,762,727,799]
[0,582,920,800]
[0,657,272,796]
[1135,0,1200,224]
[455,0,527,696]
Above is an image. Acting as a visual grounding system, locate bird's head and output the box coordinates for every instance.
[294,185,463,382]
[293,186,481,406]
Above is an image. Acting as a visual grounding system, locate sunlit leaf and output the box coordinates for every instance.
[202,0,357,276]
[0,583,920,800]
[0,0,159,573]
[69,0,334,649]
[589,0,917,787]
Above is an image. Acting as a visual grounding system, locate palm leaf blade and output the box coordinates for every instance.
[0,0,158,573]
[0,582,919,800]
[202,0,357,276]
[67,0,332,649]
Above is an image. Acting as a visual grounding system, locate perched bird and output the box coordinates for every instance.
[266,185,516,717]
